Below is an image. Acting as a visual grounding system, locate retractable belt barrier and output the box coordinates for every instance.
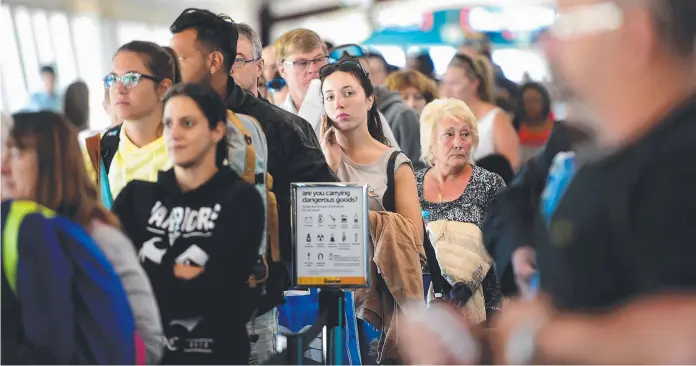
[263,290,344,365]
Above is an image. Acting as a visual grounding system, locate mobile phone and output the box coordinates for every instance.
[323,114,334,143]
[324,114,333,129]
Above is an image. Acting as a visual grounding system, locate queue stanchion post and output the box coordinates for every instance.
[286,332,302,365]
[291,183,370,366]
[320,289,345,365]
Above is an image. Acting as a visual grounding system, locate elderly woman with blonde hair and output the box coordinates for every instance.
[415,98,504,321]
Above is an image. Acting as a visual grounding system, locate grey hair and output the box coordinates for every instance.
[619,0,696,57]
[649,0,696,57]
[237,23,262,60]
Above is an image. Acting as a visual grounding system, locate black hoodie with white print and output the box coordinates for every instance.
[113,167,263,365]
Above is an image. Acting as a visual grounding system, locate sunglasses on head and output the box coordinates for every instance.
[451,54,482,80]
[328,44,367,63]
[319,59,369,79]
[266,78,287,92]
[104,72,159,89]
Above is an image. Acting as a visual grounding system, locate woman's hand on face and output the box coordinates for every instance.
[320,114,341,173]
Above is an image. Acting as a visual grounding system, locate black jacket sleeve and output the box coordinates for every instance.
[269,117,337,264]
[228,82,337,267]
[203,184,264,321]
[293,114,322,148]
[482,122,581,294]
[630,159,696,293]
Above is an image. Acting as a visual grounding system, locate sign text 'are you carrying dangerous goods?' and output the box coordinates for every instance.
[291,183,369,288]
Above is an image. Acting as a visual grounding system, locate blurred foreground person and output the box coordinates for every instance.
[401,0,696,363]
[1,113,142,364]
[4,112,163,363]
[402,294,696,365]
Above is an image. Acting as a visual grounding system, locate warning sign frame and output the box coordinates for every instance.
[290,183,370,289]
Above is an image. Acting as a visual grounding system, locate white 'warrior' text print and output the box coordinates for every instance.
[139,201,222,265]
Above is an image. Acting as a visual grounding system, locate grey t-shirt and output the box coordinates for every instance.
[336,148,411,211]
[89,220,165,364]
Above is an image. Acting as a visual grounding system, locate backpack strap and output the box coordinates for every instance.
[266,174,281,263]
[86,125,120,205]
[383,150,401,213]
[86,134,102,192]
[100,124,122,174]
[383,151,447,299]
[227,110,256,184]
[2,201,55,294]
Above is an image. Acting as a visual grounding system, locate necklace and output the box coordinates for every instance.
[433,178,446,203]
[431,164,471,204]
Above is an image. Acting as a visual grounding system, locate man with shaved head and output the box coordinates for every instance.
[401,1,696,364]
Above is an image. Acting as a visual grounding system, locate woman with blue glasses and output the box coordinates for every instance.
[83,41,179,207]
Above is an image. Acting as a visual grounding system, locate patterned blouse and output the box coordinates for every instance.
[416,165,505,317]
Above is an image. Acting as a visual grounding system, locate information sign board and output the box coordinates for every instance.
[291,183,370,288]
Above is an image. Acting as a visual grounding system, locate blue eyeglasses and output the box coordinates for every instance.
[103,72,159,89]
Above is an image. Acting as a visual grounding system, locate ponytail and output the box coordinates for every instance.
[162,46,182,85]
[449,53,495,103]
[473,55,495,103]
[116,41,176,86]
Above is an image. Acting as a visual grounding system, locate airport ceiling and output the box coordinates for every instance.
[3,0,556,24]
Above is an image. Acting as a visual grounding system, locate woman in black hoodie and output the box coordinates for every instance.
[113,83,263,364]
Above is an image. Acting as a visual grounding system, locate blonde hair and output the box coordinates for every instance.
[419,98,479,166]
[384,69,439,102]
[273,28,327,62]
[448,53,495,103]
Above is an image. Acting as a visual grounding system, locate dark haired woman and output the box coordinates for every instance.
[319,59,425,364]
[83,41,176,204]
[113,83,263,365]
[2,111,164,363]
[515,82,556,163]
[320,59,423,237]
